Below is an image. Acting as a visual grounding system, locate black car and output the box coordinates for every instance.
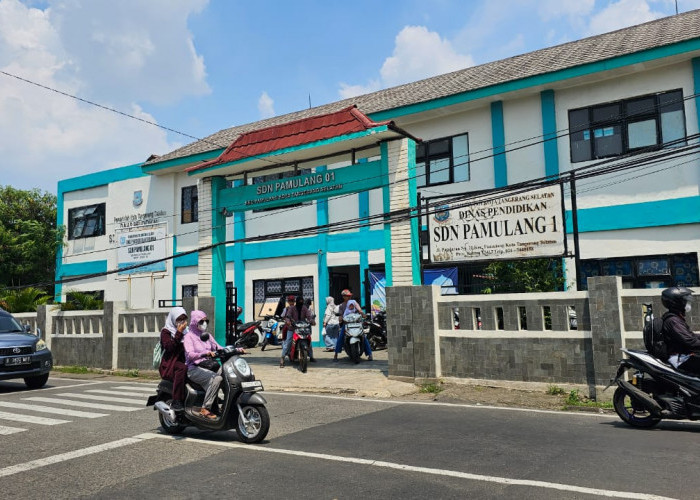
[0,308,52,389]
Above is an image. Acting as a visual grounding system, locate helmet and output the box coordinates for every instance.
[341,289,352,297]
[286,295,296,302]
[661,286,693,312]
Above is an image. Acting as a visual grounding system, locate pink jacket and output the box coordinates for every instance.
[183,310,223,369]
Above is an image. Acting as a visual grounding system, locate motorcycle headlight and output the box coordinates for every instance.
[35,339,48,352]
[233,357,251,377]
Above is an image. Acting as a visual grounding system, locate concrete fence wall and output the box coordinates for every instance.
[386,276,699,398]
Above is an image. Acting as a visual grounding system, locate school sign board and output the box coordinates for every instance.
[117,225,167,274]
[428,185,565,263]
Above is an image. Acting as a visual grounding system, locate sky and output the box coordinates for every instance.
[1,0,699,194]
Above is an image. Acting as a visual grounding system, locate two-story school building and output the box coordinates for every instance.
[57,11,700,344]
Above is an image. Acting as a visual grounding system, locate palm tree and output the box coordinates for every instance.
[60,290,104,311]
[0,287,50,313]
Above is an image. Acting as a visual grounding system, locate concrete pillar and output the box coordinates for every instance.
[587,276,626,394]
[386,285,436,381]
[103,301,115,370]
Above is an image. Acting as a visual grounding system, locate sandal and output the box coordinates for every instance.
[197,408,216,419]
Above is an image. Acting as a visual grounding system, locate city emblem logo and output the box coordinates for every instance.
[133,190,143,207]
[432,205,451,225]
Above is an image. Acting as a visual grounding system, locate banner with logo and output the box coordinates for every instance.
[428,185,565,263]
[117,225,167,274]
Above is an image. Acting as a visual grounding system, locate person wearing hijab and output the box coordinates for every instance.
[322,296,340,351]
[159,306,188,411]
[184,310,241,419]
[280,295,316,368]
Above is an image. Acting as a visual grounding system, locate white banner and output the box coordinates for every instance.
[428,186,565,263]
[117,225,167,274]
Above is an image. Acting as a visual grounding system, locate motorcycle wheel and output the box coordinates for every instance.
[298,343,308,373]
[349,341,361,364]
[237,404,270,443]
[612,387,661,428]
[245,332,259,349]
[159,405,186,435]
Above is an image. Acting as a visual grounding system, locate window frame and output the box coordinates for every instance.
[68,203,106,240]
[568,89,686,163]
[181,185,199,224]
[182,284,198,298]
[416,133,470,188]
[580,253,698,289]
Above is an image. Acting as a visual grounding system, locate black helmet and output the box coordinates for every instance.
[661,286,693,312]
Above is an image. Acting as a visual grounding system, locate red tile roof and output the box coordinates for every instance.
[187,106,392,173]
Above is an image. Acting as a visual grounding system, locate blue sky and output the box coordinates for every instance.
[1,0,699,193]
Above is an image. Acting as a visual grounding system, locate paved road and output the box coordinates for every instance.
[0,376,697,499]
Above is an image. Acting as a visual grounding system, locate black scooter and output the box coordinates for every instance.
[146,347,270,443]
[364,310,387,351]
[608,304,700,428]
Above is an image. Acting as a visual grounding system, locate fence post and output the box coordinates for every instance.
[36,305,49,347]
[103,301,115,370]
[586,276,626,398]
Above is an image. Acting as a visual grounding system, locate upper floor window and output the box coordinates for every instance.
[68,203,105,240]
[416,133,469,187]
[181,185,198,224]
[569,89,686,163]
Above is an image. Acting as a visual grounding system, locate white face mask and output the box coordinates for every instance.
[198,321,209,332]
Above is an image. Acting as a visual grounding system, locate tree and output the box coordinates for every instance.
[481,258,566,293]
[0,287,50,313]
[0,186,63,294]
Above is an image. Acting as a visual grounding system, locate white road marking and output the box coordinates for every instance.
[0,402,107,418]
[0,410,69,426]
[112,385,157,393]
[54,393,144,405]
[0,425,26,435]
[23,397,142,412]
[144,432,676,500]
[86,389,149,398]
[0,435,154,478]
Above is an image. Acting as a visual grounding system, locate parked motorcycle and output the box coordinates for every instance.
[146,346,270,443]
[364,310,387,351]
[260,315,283,351]
[227,318,262,349]
[608,303,700,428]
[344,312,367,364]
[288,318,312,373]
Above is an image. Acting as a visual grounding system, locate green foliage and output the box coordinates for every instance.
[59,290,104,311]
[53,365,90,374]
[481,258,566,294]
[563,389,613,409]
[0,287,50,313]
[547,385,566,395]
[419,382,444,394]
[0,186,63,294]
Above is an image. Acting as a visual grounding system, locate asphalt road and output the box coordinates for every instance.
[0,376,697,499]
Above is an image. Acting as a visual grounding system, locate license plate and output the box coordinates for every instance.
[241,380,263,392]
[6,356,31,366]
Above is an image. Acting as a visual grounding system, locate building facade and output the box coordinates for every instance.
[57,12,700,344]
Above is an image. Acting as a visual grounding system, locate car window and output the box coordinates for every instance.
[0,316,24,333]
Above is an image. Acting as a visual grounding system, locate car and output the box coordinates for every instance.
[0,308,53,389]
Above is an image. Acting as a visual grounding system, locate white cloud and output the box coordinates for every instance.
[586,0,664,35]
[257,91,275,119]
[338,25,473,99]
[0,0,208,193]
[537,0,595,21]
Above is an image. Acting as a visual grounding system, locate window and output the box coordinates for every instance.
[416,133,469,187]
[182,285,198,298]
[252,276,314,320]
[569,89,686,163]
[580,253,698,289]
[181,186,198,224]
[68,203,105,240]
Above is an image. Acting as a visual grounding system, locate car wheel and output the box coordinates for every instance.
[24,373,49,389]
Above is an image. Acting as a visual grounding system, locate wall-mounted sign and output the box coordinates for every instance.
[117,225,167,274]
[112,210,167,230]
[218,160,385,212]
[428,185,565,263]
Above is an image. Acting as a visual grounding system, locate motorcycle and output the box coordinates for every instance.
[260,315,283,351]
[227,312,262,349]
[344,312,367,364]
[608,303,700,428]
[146,346,270,443]
[364,310,387,351]
[288,318,312,373]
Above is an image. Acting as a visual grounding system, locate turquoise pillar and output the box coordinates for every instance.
[540,90,560,179]
[316,166,329,348]
[491,100,508,187]
[406,138,421,285]
[211,176,227,345]
[693,58,700,141]
[233,180,246,340]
